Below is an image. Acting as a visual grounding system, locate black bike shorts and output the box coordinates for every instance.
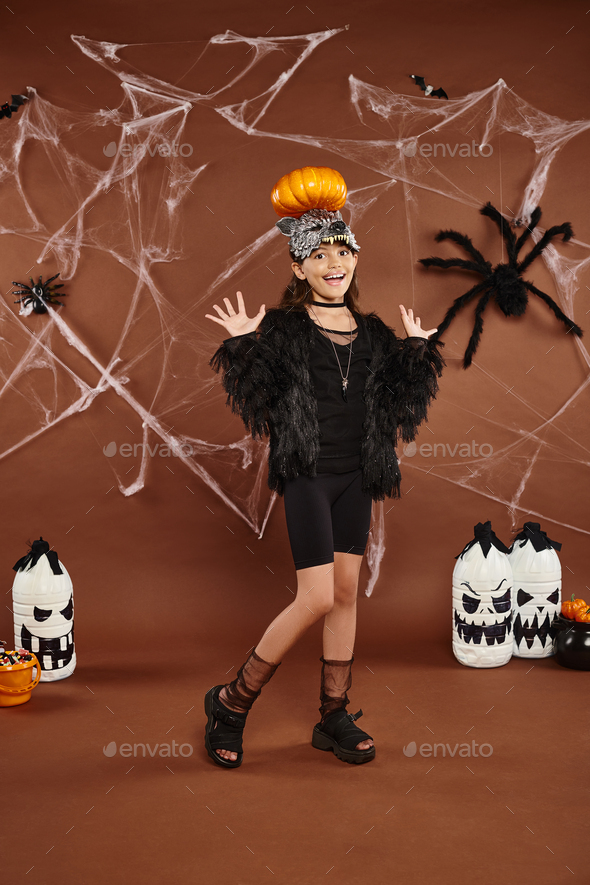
[283,468,373,570]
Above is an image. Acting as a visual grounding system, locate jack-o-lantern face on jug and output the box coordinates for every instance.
[456,580,511,646]
[12,538,76,682]
[508,522,562,658]
[452,521,513,668]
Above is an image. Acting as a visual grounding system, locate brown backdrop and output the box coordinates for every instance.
[1,1,589,883]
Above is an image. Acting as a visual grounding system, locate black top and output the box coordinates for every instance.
[309,312,373,473]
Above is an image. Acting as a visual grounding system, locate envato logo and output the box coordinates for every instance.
[401,140,493,159]
[403,740,493,758]
[103,441,194,458]
[403,441,493,459]
[103,740,194,758]
[103,141,194,158]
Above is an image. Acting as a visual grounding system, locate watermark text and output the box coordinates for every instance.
[403,441,493,458]
[402,140,493,158]
[403,740,493,758]
[103,740,193,758]
[103,141,194,158]
[103,441,194,458]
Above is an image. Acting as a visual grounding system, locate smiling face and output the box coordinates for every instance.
[291,241,358,303]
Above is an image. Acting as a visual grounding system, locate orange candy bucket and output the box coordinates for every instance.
[0,651,41,707]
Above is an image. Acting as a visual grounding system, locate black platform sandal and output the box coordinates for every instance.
[312,708,375,764]
[204,685,248,769]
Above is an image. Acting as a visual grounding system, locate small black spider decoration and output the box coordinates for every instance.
[419,202,583,368]
[13,273,67,317]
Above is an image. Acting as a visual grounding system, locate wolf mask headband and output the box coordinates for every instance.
[271,166,360,261]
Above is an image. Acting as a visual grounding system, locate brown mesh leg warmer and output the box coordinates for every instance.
[319,655,354,722]
[222,648,281,714]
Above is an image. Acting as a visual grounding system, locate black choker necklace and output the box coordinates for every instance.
[310,300,346,308]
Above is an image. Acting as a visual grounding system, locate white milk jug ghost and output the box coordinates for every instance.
[508,522,561,658]
[12,537,76,681]
[452,521,513,668]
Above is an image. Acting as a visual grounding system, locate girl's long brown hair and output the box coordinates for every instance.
[276,250,365,316]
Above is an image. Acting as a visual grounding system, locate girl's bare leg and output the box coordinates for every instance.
[216,562,335,761]
[255,561,336,662]
[216,554,370,760]
[322,552,373,751]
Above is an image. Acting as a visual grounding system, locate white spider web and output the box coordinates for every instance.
[0,29,588,596]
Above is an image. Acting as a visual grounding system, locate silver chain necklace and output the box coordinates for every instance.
[308,302,354,403]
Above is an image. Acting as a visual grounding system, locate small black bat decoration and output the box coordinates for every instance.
[13,273,67,316]
[410,74,448,100]
[0,93,28,120]
[419,203,582,368]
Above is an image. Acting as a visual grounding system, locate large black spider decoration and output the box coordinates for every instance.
[13,274,67,316]
[419,202,583,368]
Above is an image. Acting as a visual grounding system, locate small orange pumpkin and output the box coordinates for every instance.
[575,606,590,623]
[271,166,347,218]
[561,594,588,619]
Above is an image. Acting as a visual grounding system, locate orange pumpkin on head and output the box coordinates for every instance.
[271,166,347,218]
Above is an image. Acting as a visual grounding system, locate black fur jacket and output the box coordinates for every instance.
[209,306,444,501]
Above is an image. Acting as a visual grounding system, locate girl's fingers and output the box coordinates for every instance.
[400,304,437,338]
[223,297,236,315]
[204,314,223,325]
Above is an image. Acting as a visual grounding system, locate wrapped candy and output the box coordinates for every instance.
[0,647,34,666]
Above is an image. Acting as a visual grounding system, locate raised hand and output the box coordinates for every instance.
[399,304,438,339]
[205,291,266,339]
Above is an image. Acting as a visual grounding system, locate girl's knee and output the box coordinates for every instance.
[295,565,334,619]
[314,590,335,618]
[333,553,362,606]
[333,582,358,608]
[296,586,334,619]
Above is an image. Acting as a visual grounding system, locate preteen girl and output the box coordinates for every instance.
[204,167,443,768]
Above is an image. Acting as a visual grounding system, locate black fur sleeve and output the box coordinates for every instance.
[208,311,291,440]
[368,312,444,443]
[393,336,445,442]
